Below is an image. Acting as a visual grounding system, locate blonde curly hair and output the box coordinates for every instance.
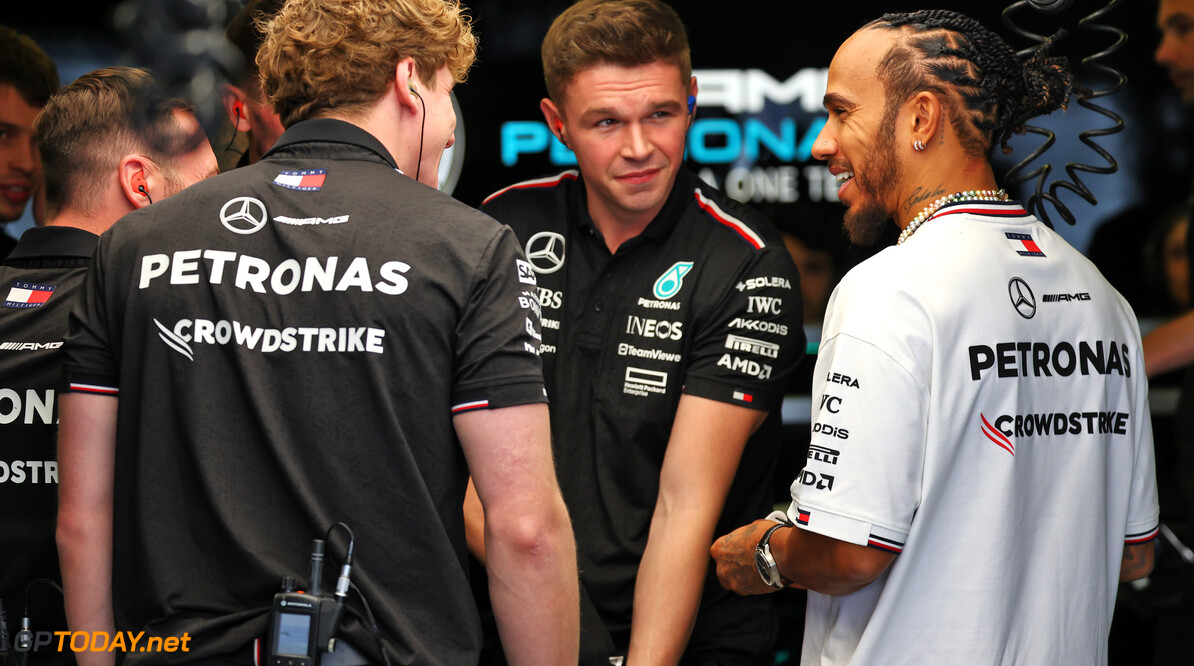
[257,0,477,127]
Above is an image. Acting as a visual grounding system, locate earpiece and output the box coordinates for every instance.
[687,95,696,116]
[409,84,420,98]
[554,120,567,149]
[138,185,153,205]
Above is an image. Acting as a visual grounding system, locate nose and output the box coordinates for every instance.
[1157,35,1175,67]
[811,123,836,162]
[621,123,651,161]
[9,134,37,175]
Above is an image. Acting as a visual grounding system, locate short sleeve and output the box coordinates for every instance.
[451,225,548,413]
[1123,351,1160,545]
[63,234,119,396]
[682,244,805,411]
[786,332,927,554]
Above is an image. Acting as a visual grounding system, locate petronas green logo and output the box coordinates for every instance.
[653,261,694,300]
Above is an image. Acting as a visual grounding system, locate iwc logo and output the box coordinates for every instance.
[1008,277,1036,319]
[220,197,268,235]
[653,261,694,300]
[525,232,566,274]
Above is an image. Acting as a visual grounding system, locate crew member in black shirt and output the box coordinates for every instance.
[474,1,804,663]
[56,2,577,665]
[0,66,215,665]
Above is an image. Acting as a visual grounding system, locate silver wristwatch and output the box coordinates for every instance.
[754,521,791,589]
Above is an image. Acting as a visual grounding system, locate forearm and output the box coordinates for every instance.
[774,525,890,596]
[463,477,486,566]
[626,505,714,666]
[486,496,579,666]
[1143,310,1194,377]
[57,508,115,666]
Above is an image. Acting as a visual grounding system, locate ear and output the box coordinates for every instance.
[540,98,565,145]
[118,155,156,209]
[220,84,252,132]
[394,57,421,116]
[908,91,940,149]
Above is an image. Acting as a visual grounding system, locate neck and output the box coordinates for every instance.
[45,207,119,235]
[897,159,998,228]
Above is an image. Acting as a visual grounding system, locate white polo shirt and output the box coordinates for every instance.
[790,200,1159,665]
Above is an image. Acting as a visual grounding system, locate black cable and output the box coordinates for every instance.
[222,103,242,154]
[411,87,426,183]
[22,578,64,615]
[1001,0,1127,227]
[348,581,392,666]
[323,522,355,565]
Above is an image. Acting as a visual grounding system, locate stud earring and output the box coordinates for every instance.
[913,139,926,151]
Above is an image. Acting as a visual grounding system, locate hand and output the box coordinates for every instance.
[711,519,789,595]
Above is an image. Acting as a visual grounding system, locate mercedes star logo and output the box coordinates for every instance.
[1008,277,1036,319]
[525,232,566,274]
[220,197,268,235]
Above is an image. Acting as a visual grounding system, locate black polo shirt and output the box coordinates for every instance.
[64,119,546,665]
[482,168,804,658]
[1,224,97,665]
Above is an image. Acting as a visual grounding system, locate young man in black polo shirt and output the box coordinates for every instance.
[1,66,216,664]
[475,1,804,663]
[56,1,578,664]
[0,26,58,259]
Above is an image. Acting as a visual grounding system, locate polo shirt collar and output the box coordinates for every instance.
[6,226,98,261]
[573,169,693,245]
[264,118,400,170]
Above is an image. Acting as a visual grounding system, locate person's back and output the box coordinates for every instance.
[57,2,578,664]
[799,202,1156,664]
[71,120,535,662]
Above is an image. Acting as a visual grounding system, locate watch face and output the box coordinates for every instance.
[755,548,775,586]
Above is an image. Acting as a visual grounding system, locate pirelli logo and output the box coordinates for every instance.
[724,334,779,359]
[0,341,63,351]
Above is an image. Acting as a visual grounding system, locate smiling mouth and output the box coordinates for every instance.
[617,168,661,184]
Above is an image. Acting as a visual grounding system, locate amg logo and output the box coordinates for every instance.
[1042,293,1091,302]
[0,341,63,351]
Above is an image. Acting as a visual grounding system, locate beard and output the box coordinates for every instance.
[843,111,901,247]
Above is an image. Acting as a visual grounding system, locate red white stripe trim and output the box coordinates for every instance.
[1125,526,1160,544]
[70,382,119,395]
[451,399,490,413]
[928,204,1029,223]
[692,190,764,249]
[482,170,579,206]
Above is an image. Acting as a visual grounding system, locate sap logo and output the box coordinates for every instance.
[716,353,773,379]
[1042,293,1091,302]
[797,470,835,491]
[812,422,849,439]
[626,315,683,340]
[746,296,782,314]
[516,259,537,285]
[808,445,840,465]
[825,372,860,389]
[696,68,829,114]
[538,288,563,310]
[818,394,841,414]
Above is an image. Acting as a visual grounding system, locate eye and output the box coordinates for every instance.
[595,118,618,128]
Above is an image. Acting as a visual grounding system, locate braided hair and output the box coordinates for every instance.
[867,9,1073,156]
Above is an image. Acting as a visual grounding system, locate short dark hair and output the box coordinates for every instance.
[35,67,192,218]
[225,0,286,86]
[868,9,1074,157]
[542,0,691,107]
[0,25,59,106]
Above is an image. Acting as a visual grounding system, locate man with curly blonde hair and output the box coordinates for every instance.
[57,1,578,664]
